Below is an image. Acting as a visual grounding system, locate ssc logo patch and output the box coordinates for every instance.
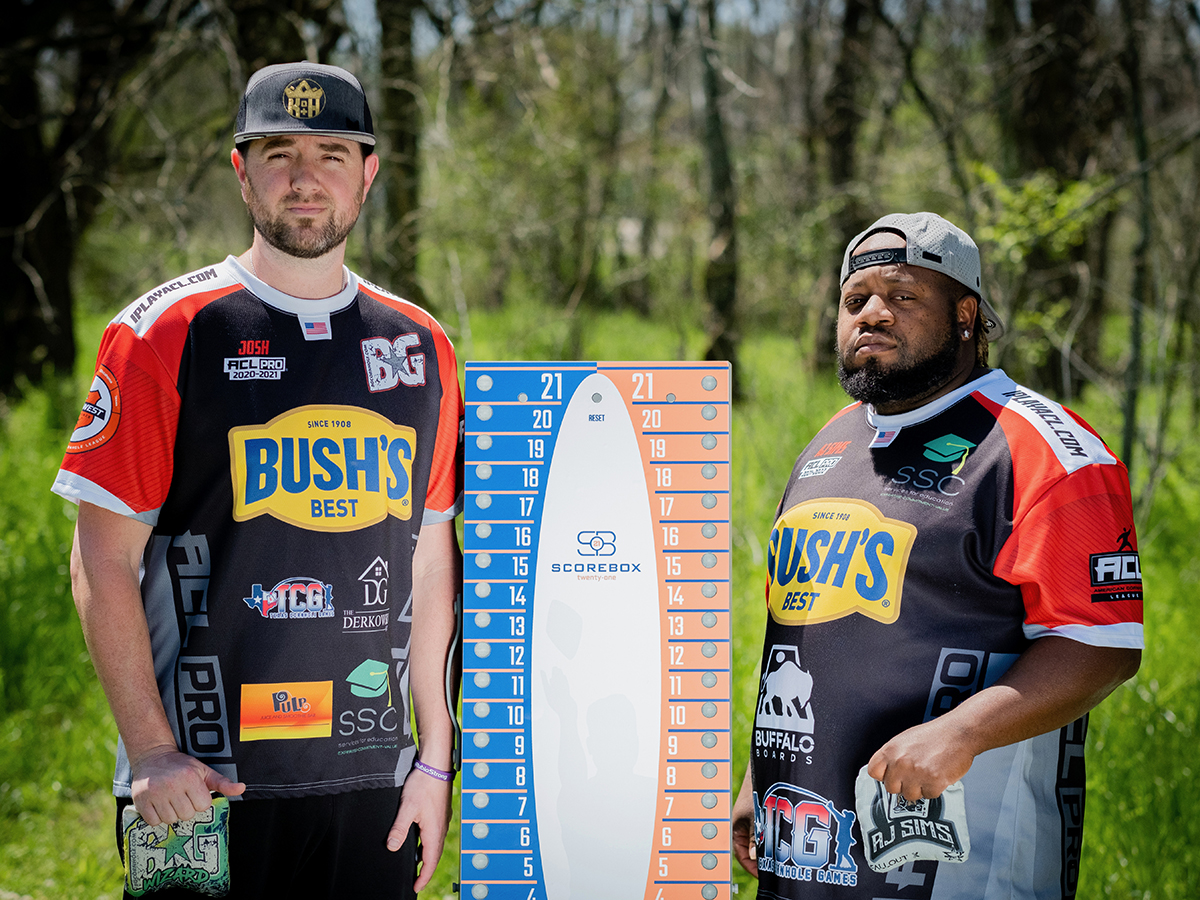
[67,365,121,453]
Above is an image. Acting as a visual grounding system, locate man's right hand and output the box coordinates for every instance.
[130,745,245,826]
[731,762,759,878]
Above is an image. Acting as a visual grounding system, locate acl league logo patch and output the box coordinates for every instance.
[755,645,816,762]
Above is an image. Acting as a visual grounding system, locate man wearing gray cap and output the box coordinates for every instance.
[731,212,1143,898]
[55,62,462,897]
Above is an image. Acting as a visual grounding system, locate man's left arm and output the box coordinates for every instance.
[387,518,462,891]
[867,636,1139,800]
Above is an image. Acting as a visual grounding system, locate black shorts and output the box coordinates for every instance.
[115,788,418,900]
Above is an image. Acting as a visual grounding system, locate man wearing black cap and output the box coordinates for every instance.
[731,213,1143,898]
[55,63,462,897]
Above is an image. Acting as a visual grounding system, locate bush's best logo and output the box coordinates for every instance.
[67,365,121,453]
[229,405,415,532]
[754,783,858,886]
[239,681,333,741]
[767,499,916,626]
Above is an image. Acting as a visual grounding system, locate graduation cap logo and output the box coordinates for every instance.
[923,434,977,475]
[347,659,391,704]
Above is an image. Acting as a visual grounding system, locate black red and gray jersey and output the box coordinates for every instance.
[53,256,463,799]
[750,368,1143,900]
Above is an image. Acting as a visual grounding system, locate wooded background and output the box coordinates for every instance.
[3,4,1200,897]
[6,0,1200,496]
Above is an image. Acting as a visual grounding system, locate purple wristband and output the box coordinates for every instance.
[413,759,454,782]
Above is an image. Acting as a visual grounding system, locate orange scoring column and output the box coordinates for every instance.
[600,362,732,900]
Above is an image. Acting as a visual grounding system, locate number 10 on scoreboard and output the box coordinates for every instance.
[462,362,731,900]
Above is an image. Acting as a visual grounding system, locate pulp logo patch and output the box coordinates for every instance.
[362,334,426,392]
[67,365,121,453]
[240,681,333,741]
[754,783,857,886]
[243,577,334,620]
[755,645,815,764]
[229,404,416,532]
[767,498,916,626]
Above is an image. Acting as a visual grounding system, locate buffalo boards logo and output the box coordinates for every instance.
[229,405,415,533]
[240,681,333,742]
[283,78,324,119]
[67,366,121,453]
[767,499,916,626]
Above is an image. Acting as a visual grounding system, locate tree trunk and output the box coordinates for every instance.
[700,0,742,399]
[377,0,426,305]
[814,0,873,370]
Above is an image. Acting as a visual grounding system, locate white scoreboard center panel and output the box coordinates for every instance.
[462,362,732,900]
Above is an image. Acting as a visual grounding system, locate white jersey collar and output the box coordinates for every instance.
[865,369,1006,446]
[225,255,359,316]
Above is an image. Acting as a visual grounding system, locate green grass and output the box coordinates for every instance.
[0,309,1196,898]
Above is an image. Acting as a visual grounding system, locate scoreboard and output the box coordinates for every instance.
[461,362,732,900]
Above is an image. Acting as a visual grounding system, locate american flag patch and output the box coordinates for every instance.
[304,320,328,335]
[870,428,900,448]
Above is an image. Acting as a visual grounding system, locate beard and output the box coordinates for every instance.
[837,312,962,409]
[244,177,363,260]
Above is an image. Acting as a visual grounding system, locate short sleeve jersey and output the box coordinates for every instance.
[53,256,464,799]
[750,369,1143,900]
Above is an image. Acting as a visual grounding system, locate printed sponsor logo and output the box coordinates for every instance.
[767,499,916,626]
[242,577,334,620]
[223,356,287,381]
[177,656,231,761]
[67,365,121,453]
[754,783,857,886]
[922,433,976,474]
[240,681,334,741]
[127,268,219,324]
[362,334,426,392]
[1001,389,1090,458]
[755,645,815,764]
[229,405,415,532]
[1090,529,1143,602]
[797,457,840,479]
[863,785,965,862]
[345,557,391,634]
[338,659,401,753]
[284,78,324,119]
[924,648,1018,722]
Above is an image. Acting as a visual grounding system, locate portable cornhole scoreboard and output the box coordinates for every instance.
[461,361,732,900]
